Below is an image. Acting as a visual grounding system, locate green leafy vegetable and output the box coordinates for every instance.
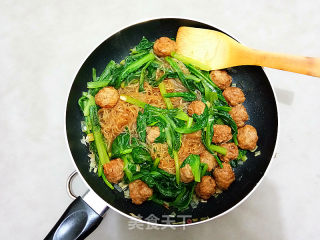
[131,147,153,164]
[139,61,151,92]
[175,105,209,134]
[163,92,197,102]
[169,182,196,211]
[136,111,147,142]
[237,149,247,161]
[132,37,154,52]
[89,105,110,165]
[120,53,155,81]
[111,131,131,158]
[165,56,195,92]
[87,60,117,89]
[201,114,226,167]
[215,111,238,145]
[159,82,174,109]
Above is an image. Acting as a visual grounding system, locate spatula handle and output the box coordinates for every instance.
[248,48,320,77]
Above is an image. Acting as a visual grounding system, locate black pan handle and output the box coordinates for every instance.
[44,192,108,240]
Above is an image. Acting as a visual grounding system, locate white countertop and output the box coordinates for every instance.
[1,0,320,239]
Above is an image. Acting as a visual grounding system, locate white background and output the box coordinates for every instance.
[1,0,320,239]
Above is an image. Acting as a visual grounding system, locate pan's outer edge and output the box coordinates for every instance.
[63,17,279,227]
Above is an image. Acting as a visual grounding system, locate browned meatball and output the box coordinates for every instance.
[195,176,216,200]
[153,37,177,57]
[95,86,119,108]
[218,143,238,162]
[209,70,232,90]
[229,104,249,127]
[200,150,217,171]
[180,164,194,183]
[223,87,245,106]
[146,126,160,143]
[213,163,235,190]
[188,101,206,116]
[237,125,258,150]
[186,130,202,139]
[103,158,124,183]
[129,180,153,205]
[212,125,232,144]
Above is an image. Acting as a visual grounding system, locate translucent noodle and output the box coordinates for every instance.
[149,143,176,174]
[98,78,201,174]
[149,131,206,174]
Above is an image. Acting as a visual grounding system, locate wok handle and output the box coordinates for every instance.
[44,196,104,240]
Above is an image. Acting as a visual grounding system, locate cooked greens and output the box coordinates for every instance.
[78,37,246,211]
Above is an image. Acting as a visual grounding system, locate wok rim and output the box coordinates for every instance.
[64,16,280,227]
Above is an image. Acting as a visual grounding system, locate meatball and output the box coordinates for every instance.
[153,37,177,57]
[209,70,232,90]
[229,104,249,127]
[237,125,258,150]
[186,130,202,139]
[178,130,205,161]
[129,180,153,205]
[213,163,235,190]
[200,151,217,171]
[146,126,160,143]
[195,176,216,200]
[222,87,245,106]
[180,164,194,183]
[188,101,206,116]
[95,86,119,108]
[103,158,124,183]
[212,125,232,144]
[218,143,238,162]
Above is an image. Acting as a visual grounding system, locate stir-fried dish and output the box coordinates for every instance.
[78,36,259,210]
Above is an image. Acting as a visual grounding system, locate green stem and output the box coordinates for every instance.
[174,109,190,121]
[173,150,180,184]
[185,74,201,83]
[139,61,151,92]
[186,117,193,128]
[92,68,97,82]
[120,53,155,80]
[97,161,103,177]
[153,157,160,168]
[92,126,110,165]
[201,163,208,177]
[123,155,133,181]
[89,106,110,165]
[101,172,114,189]
[208,144,227,155]
[120,95,146,108]
[215,106,232,112]
[163,92,197,101]
[175,126,202,134]
[233,134,238,146]
[83,94,95,117]
[158,82,173,109]
[214,155,223,168]
[87,81,110,89]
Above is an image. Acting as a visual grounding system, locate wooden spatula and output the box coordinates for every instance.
[176,26,320,77]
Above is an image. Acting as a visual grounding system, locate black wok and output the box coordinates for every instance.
[45,18,278,240]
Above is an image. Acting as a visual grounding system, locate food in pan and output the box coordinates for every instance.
[78,36,258,210]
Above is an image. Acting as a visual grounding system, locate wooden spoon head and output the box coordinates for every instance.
[176,26,243,70]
